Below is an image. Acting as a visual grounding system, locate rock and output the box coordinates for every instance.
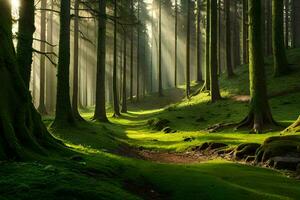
[234,143,261,160]
[269,156,300,171]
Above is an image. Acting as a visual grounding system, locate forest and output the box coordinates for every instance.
[1,0,300,199]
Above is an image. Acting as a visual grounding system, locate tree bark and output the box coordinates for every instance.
[225,0,235,78]
[52,0,75,128]
[121,31,128,113]
[210,0,221,102]
[158,0,163,96]
[237,0,276,133]
[186,0,191,98]
[273,0,289,76]
[174,0,178,87]
[196,0,203,82]
[16,0,35,88]
[242,0,249,64]
[94,0,108,122]
[204,0,211,91]
[113,0,121,117]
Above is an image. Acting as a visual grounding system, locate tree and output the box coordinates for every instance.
[53,0,76,128]
[158,0,163,96]
[210,0,221,102]
[113,0,121,117]
[136,0,141,102]
[0,0,63,160]
[196,0,203,82]
[242,0,248,64]
[174,0,178,87]
[225,0,235,78]
[186,0,191,98]
[16,0,35,88]
[130,0,134,102]
[94,0,109,122]
[121,31,128,113]
[237,0,276,133]
[272,0,289,76]
[204,0,210,91]
[72,0,84,121]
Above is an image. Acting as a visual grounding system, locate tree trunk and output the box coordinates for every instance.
[16,0,35,88]
[121,31,128,113]
[204,0,211,91]
[225,0,235,78]
[113,0,121,117]
[291,0,300,47]
[186,0,191,98]
[158,0,163,96]
[174,0,178,87]
[237,0,276,133]
[94,0,108,122]
[210,0,221,102]
[273,0,289,77]
[130,0,134,102]
[242,0,249,64]
[0,0,64,160]
[72,0,84,121]
[196,0,203,82]
[52,0,75,128]
[285,0,289,47]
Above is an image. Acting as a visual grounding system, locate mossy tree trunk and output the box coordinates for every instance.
[113,0,121,117]
[225,0,235,78]
[52,0,75,128]
[94,0,108,122]
[0,1,63,160]
[272,0,289,76]
[210,0,221,102]
[237,0,276,133]
[16,0,35,88]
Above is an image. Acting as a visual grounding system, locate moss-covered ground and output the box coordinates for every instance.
[1,49,300,199]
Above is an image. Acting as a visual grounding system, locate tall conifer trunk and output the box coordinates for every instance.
[94,0,108,122]
[53,0,75,128]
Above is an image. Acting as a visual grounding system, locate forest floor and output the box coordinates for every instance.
[1,49,300,200]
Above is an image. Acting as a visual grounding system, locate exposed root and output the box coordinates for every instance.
[284,116,300,133]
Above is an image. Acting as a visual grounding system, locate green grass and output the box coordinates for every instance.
[1,49,300,200]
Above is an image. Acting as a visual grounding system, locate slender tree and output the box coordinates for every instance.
[52,0,75,128]
[273,0,289,76]
[130,0,134,102]
[94,0,109,122]
[136,0,141,102]
[204,0,211,91]
[196,0,203,82]
[237,0,276,133]
[242,0,248,64]
[72,0,84,121]
[174,0,178,87]
[158,0,163,96]
[113,0,121,117]
[225,0,234,78]
[186,0,191,98]
[210,0,221,102]
[121,31,128,113]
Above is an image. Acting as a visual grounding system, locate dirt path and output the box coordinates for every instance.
[117,145,216,164]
